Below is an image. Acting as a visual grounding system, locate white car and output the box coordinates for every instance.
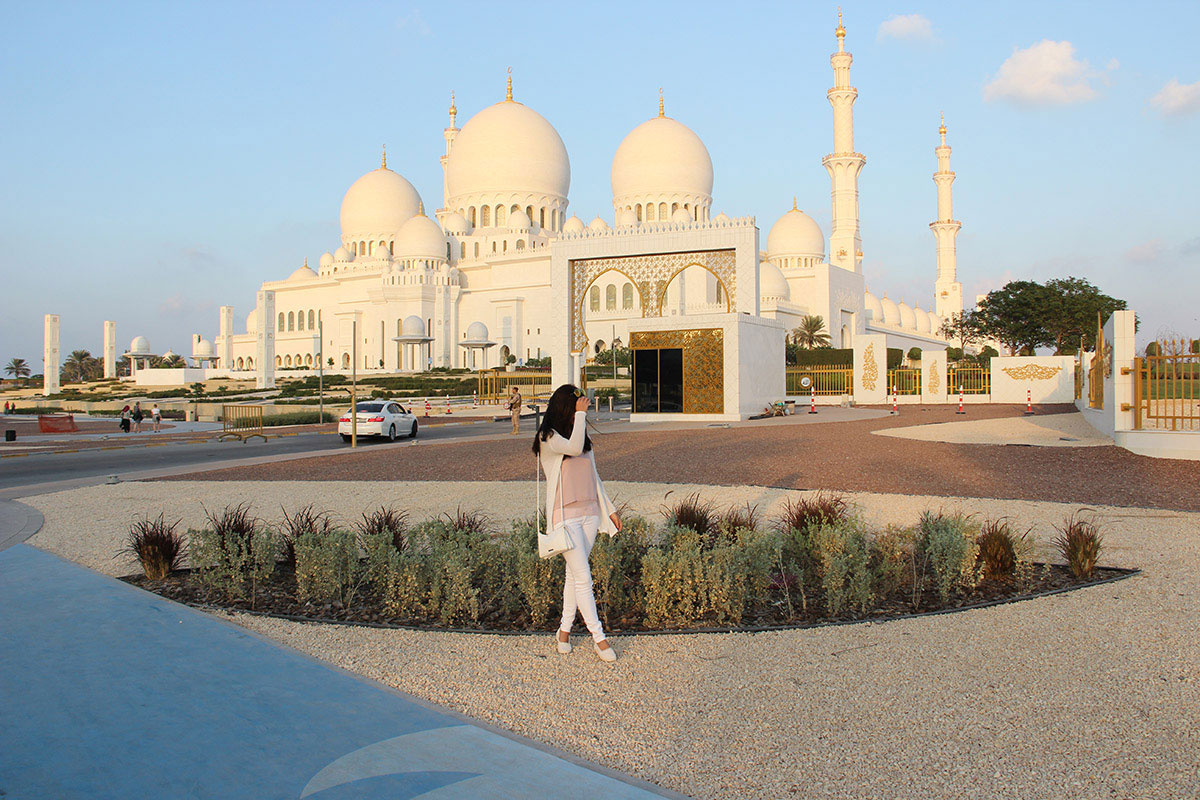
[338,400,417,442]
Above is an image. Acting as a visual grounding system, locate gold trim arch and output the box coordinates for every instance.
[570,249,736,352]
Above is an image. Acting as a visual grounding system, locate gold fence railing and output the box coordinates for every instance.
[887,368,922,396]
[947,366,990,395]
[1133,341,1200,431]
[220,404,265,441]
[1074,360,1084,400]
[786,365,853,396]
[477,370,553,404]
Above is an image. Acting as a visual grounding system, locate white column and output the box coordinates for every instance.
[822,12,866,273]
[43,314,60,394]
[219,305,234,370]
[103,320,116,379]
[930,116,963,318]
[920,347,948,404]
[852,333,886,405]
[255,290,276,389]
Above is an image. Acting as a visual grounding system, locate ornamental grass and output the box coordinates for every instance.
[123,513,186,580]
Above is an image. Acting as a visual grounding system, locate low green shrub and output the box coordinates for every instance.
[260,410,338,426]
[813,520,875,615]
[294,528,365,607]
[917,511,980,603]
[189,504,275,603]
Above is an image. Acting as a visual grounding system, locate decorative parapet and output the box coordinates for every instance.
[554,215,757,242]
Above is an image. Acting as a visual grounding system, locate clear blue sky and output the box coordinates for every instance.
[3,1,1198,367]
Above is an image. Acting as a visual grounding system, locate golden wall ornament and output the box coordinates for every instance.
[569,250,736,352]
[630,328,724,414]
[927,360,940,394]
[861,342,878,391]
[1001,364,1063,381]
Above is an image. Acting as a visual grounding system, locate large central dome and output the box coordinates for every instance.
[445,101,570,203]
[611,112,713,221]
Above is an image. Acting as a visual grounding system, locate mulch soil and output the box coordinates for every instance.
[160,404,1200,511]
[123,561,1136,634]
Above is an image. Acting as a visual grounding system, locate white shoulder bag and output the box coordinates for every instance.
[536,449,575,559]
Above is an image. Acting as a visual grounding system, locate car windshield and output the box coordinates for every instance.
[354,402,384,412]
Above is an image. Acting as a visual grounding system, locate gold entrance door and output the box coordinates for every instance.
[630,328,723,414]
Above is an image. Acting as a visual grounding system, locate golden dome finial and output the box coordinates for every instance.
[449,91,457,119]
[418,201,425,216]
[792,196,798,211]
[381,144,387,169]
[658,87,665,118]
[939,111,946,136]
[505,66,513,102]
[303,256,308,268]
[836,7,845,38]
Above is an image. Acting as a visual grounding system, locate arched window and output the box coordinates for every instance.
[594,339,606,354]
[469,206,477,227]
[307,310,315,329]
[659,202,667,219]
[646,203,655,221]
[247,357,254,369]
[446,242,451,259]
[305,354,312,366]
[278,313,285,332]
[287,312,294,331]
[511,204,519,214]
[360,240,366,254]
[342,353,350,368]
[671,203,679,214]
[297,311,304,331]
[623,283,634,309]
[379,240,386,253]
[551,209,558,230]
[605,284,617,310]
[540,208,546,228]
[389,240,394,254]
[480,205,490,226]
[590,285,600,311]
[496,205,506,226]
[502,240,508,253]
[474,242,480,258]
[515,239,525,250]
[236,357,244,369]
[276,355,282,367]
[284,355,291,367]
[525,205,533,224]
[636,204,643,222]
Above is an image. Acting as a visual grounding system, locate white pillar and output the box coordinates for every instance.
[103,320,116,379]
[920,347,948,404]
[43,314,60,394]
[823,11,866,273]
[255,290,276,389]
[853,333,886,405]
[930,115,963,319]
[219,305,234,370]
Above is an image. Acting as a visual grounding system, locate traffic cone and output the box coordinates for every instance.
[808,386,818,414]
[445,396,452,415]
[424,398,431,417]
[956,386,965,415]
[1024,388,1034,415]
[891,386,898,415]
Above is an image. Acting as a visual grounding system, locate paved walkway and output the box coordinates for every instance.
[0,545,677,799]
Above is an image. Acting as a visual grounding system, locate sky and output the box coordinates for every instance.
[2,0,1199,368]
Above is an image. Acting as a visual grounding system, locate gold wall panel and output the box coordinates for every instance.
[927,360,941,394]
[631,328,724,414]
[1001,364,1063,381]
[861,342,879,391]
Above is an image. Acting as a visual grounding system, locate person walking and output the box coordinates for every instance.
[507,386,522,435]
[532,384,622,662]
[131,402,144,433]
[151,403,162,433]
[119,405,131,433]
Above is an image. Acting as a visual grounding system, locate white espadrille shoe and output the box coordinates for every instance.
[555,630,572,655]
[594,640,617,662]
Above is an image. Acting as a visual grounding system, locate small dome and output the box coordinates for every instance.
[401,315,426,337]
[767,205,825,258]
[915,306,932,334]
[465,321,490,341]
[246,312,257,334]
[588,216,610,232]
[759,261,790,301]
[899,301,917,330]
[864,290,884,322]
[616,208,638,227]
[445,100,570,204]
[562,214,586,234]
[194,338,215,357]
[129,336,150,354]
[442,211,471,236]
[712,211,731,224]
[509,208,531,230]
[671,207,693,223]
[395,214,447,261]
[611,115,714,203]
[319,252,334,267]
[340,165,422,240]
[288,262,318,281]
[333,246,353,262]
[881,295,900,326]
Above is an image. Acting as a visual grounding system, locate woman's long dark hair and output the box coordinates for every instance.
[531,384,591,455]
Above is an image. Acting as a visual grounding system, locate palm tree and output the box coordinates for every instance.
[791,315,831,349]
[62,350,101,383]
[5,358,31,379]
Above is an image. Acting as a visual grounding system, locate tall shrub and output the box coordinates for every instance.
[917,512,980,603]
[189,504,275,603]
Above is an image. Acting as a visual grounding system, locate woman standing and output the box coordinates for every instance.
[532,384,622,662]
[151,403,162,433]
[131,402,144,433]
[119,405,131,433]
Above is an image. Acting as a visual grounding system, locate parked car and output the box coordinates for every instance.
[338,400,417,442]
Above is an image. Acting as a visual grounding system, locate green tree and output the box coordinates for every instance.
[974,282,1054,355]
[5,358,31,379]
[791,315,831,349]
[1042,276,1126,353]
[938,310,985,355]
[61,349,102,383]
[594,346,630,367]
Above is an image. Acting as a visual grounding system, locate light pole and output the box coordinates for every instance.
[318,318,324,423]
[351,319,357,448]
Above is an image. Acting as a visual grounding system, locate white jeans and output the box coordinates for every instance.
[559,515,606,642]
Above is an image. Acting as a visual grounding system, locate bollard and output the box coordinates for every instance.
[891,385,898,415]
[472,392,477,408]
[424,398,431,417]
[445,396,452,415]
[608,395,613,413]
[1024,388,1034,415]
[956,386,965,415]
[809,387,818,414]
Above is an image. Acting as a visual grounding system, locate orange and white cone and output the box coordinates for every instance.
[891,386,898,415]
[1024,388,1034,415]
[809,387,817,414]
[445,396,452,415]
[956,386,965,415]
[424,399,431,417]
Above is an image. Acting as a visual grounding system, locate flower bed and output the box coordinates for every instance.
[119,496,1135,633]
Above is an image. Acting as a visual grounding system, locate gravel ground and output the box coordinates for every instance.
[874,412,1113,447]
[24,480,1200,800]
[160,406,1200,511]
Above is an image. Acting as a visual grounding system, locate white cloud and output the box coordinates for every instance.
[1149,78,1200,116]
[877,14,937,43]
[983,40,1102,106]
[1124,239,1164,264]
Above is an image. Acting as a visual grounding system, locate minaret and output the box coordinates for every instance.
[822,9,866,272]
[440,91,458,212]
[930,113,963,318]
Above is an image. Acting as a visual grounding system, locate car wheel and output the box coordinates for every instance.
[388,424,396,441]
[340,434,351,443]
[409,420,418,438]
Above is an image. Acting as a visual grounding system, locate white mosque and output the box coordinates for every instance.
[198,14,963,378]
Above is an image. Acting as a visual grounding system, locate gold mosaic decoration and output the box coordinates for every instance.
[927,360,940,395]
[861,342,878,391]
[1001,364,1063,381]
[630,328,724,414]
[570,250,736,352]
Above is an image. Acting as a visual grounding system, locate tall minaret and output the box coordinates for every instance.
[439,91,459,213]
[822,9,866,272]
[930,113,963,318]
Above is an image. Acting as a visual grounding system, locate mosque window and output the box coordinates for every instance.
[671,203,679,214]
[540,208,545,228]
[552,209,558,230]
[659,202,667,219]
[623,283,634,309]
[502,240,508,253]
[305,354,312,366]
[646,203,655,221]
[236,357,244,369]
[474,242,480,258]
[590,286,600,311]
[511,204,519,214]
[469,207,477,227]
[297,312,304,331]
[636,204,643,222]
[276,356,282,367]
[526,205,533,223]
[284,355,291,367]
[360,240,366,254]
[480,206,490,226]
[247,357,254,369]
[278,313,285,332]
[308,310,315,329]
[515,239,525,250]
[606,284,617,310]
[496,205,507,227]
[446,243,451,259]
[288,312,295,332]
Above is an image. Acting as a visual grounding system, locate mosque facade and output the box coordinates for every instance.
[203,16,962,377]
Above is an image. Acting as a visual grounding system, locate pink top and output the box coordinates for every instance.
[552,452,600,525]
